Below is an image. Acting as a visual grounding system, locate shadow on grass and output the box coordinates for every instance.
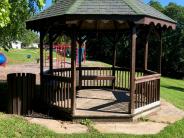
[162,85,184,93]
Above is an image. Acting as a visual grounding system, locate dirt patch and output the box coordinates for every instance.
[0,63,40,84]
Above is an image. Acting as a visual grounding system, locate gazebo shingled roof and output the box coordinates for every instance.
[26,0,176,31]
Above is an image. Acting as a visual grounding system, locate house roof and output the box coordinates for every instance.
[26,0,176,31]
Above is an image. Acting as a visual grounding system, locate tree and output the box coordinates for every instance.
[149,1,184,77]
[162,3,184,76]
[0,0,45,50]
[149,0,164,12]
[21,30,39,47]
[0,0,11,28]
[0,0,45,28]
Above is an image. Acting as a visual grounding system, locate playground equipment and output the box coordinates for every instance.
[44,43,86,68]
[0,53,7,66]
[55,44,70,68]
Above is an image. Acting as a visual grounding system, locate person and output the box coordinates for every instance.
[81,40,87,61]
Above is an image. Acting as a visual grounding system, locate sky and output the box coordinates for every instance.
[44,0,184,9]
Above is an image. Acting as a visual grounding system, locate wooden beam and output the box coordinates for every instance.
[78,38,82,90]
[135,74,161,84]
[112,33,118,90]
[71,31,77,115]
[81,76,115,80]
[130,26,137,114]
[49,33,53,73]
[40,31,45,85]
[143,27,151,71]
[144,39,148,70]
[158,30,162,74]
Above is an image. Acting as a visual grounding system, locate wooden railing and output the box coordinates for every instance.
[52,68,71,78]
[44,67,145,91]
[42,73,72,113]
[115,68,144,90]
[135,72,161,109]
[42,68,160,114]
[80,67,113,88]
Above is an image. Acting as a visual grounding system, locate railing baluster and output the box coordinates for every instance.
[64,82,66,108]
[61,81,63,108]
[137,84,140,108]
[93,69,95,86]
[151,81,153,103]
[103,69,105,87]
[153,80,156,102]
[67,83,70,109]
[117,69,119,88]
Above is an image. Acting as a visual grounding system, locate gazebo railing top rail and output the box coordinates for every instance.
[44,67,146,74]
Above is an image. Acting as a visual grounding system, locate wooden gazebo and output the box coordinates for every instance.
[26,0,176,121]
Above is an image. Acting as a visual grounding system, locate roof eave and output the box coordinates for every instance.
[26,14,177,32]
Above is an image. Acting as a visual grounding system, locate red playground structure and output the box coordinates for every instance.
[44,43,86,68]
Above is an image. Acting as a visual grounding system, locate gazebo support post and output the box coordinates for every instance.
[144,28,151,71]
[49,33,53,74]
[144,39,148,71]
[157,30,162,101]
[71,32,77,115]
[112,33,117,90]
[79,35,83,90]
[40,31,45,88]
[130,26,137,114]
[158,30,162,74]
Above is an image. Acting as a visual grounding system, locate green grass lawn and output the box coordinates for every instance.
[0,77,184,137]
[0,55,184,137]
[0,113,58,137]
[1,48,70,65]
[1,49,40,64]
[161,77,184,110]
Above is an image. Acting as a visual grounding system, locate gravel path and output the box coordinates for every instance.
[0,63,40,84]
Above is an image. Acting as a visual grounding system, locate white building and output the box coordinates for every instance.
[11,41,22,49]
[28,43,39,48]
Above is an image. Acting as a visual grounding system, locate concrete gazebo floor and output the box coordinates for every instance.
[75,89,130,117]
[27,99,184,135]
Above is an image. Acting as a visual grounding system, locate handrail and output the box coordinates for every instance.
[81,76,115,80]
[135,73,161,84]
[44,67,145,73]
[51,68,71,72]
[43,74,71,82]
[145,70,158,75]
[77,67,113,70]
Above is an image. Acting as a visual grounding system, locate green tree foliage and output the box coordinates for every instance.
[149,0,164,12]
[149,1,184,77]
[0,0,11,28]
[21,30,39,47]
[52,0,58,3]
[0,0,45,50]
